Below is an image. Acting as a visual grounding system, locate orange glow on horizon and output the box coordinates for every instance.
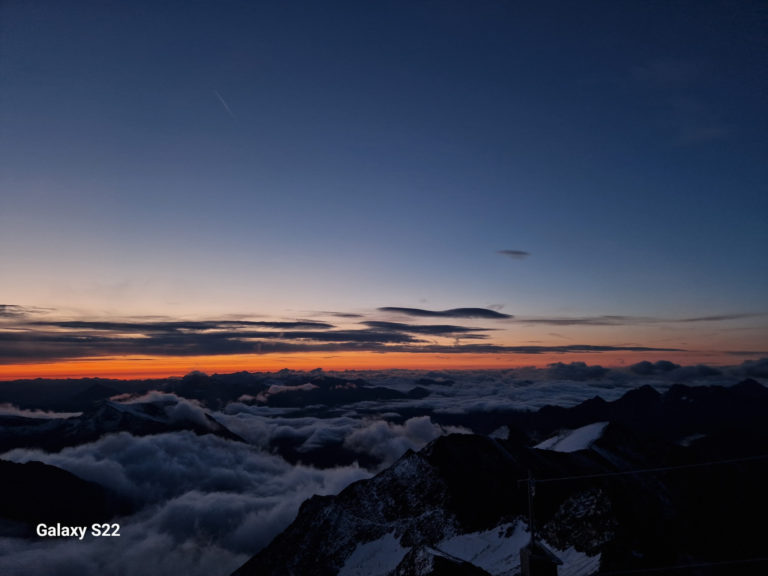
[0,349,726,381]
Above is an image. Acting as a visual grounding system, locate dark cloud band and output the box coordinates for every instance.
[362,321,492,336]
[29,320,335,332]
[0,305,688,365]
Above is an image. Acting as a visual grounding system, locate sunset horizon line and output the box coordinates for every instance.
[2,352,765,382]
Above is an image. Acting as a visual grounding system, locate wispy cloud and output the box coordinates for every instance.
[0,403,82,419]
[322,312,365,319]
[0,305,26,317]
[0,304,50,318]
[363,321,492,337]
[213,90,236,119]
[517,315,638,326]
[677,314,760,323]
[632,58,732,144]
[30,320,334,332]
[515,313,763,326]
[388,344,683,354]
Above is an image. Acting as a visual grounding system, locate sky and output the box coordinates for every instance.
[1,0,766,379]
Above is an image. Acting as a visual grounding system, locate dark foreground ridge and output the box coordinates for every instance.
[233,379,768,576]
[0,459,131,538]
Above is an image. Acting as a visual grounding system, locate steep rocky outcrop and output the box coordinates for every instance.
[234,380,768,576]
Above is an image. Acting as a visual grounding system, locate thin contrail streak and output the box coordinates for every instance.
[213,90,236,119]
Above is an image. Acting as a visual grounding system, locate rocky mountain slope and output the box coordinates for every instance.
[234,380,768,576]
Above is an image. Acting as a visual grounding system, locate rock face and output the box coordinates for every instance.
[234,447,458,576]
[233,433,609,576]
[234,380,768,576]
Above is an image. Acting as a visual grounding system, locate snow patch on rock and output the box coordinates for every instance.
[338,532,408,576]
[438,521,526,576]
[535,422,608,453]
[438,520,600,576]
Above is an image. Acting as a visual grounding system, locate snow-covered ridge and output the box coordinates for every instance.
[338,532,406,576]
[337,521,601,576]
[439,521,599,576]
[534,422,608,453]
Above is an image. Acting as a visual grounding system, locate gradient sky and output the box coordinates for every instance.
[1,1,766,378]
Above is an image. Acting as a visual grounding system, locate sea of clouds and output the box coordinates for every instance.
[1,360,765,576]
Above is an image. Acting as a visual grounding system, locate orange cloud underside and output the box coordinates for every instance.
[0,350,714,381]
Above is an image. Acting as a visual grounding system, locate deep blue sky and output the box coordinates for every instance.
[1,1,766,373]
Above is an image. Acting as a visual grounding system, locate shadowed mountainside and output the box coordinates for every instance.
[234,380,768,576]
